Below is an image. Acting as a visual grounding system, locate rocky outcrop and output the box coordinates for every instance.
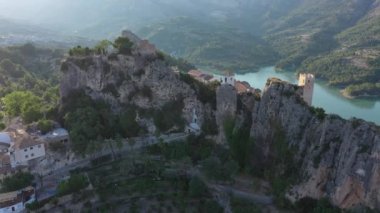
[60,33,205,128]
[249,78,380,210]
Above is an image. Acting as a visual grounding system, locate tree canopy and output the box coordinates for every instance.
[2,91,43,123]
[1,172,34,192]
[113,37,134,55]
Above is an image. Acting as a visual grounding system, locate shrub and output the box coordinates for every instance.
[37,119,54,134]
[295,197,340,213]
[57,174,88,196]
[113,37,133,55]
[1,172,34,192]
[310,107,326,120]
[231,196,261,213]
[153,99,185,133]
[223,117,255,170]
[188,176,207,197]
[49,142,67,153]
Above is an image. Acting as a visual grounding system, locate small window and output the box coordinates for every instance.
[24,149,27,152]
[31,153,34,157]
[30,147,34,150]
[25,155,28,158]
[12,206,15,211]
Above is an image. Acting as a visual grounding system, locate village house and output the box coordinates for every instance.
[0,187,35,213]
[188,70,215,84]
[8,129,45,168]
[235,81,254,94]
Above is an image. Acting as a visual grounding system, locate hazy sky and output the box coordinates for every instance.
[0,0,249,38]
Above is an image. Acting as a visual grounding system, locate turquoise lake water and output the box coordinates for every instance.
[236,67,380,125]
[232,67,380,125]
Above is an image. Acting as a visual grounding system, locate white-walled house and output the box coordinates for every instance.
[8,130,45,168]
[0,187,35,213]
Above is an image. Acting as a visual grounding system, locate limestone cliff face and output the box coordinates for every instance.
[250,78,380,209]
[60,37,205,127]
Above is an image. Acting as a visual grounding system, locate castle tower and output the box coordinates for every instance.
[298,73,315,106]
[220,71,235,86]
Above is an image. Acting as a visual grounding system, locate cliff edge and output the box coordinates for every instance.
[250,78,380,209]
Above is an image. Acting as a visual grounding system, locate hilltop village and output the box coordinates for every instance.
[0,31,378,213]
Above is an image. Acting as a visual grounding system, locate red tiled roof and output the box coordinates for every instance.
[235,81,251,93]
[188,70,203,78]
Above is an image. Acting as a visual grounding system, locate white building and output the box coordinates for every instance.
[298,73,315,106]
[220,71,235,86]
[0,187,35,213]
[8,130,45,168]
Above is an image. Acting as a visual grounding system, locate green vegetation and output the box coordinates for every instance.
[153,98,186,133]
[224,117,255,170]
[1,172,34,192]
[87,153,223,213]
[69,37,133,57]
[139,17,279,71]
[118,108,141,138]
[94,40,113,55]
[344,83,380,98]
[2,91,43,123]
[37,119,54,134]
[62,90,125,154]
[57,174,89,196]
[231,196,261,213]
[310,107,326,120]
[138,1,380,97]
[161,53,196,73]
[250,122,299,209]
[200,156,239,181]
[295,197,340,213]
[68,46,94,56]
[0,44,61,125]
[147,135,214,163]
[179,73,219,109]
[113,37,133,55]
[188,176,207,197]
